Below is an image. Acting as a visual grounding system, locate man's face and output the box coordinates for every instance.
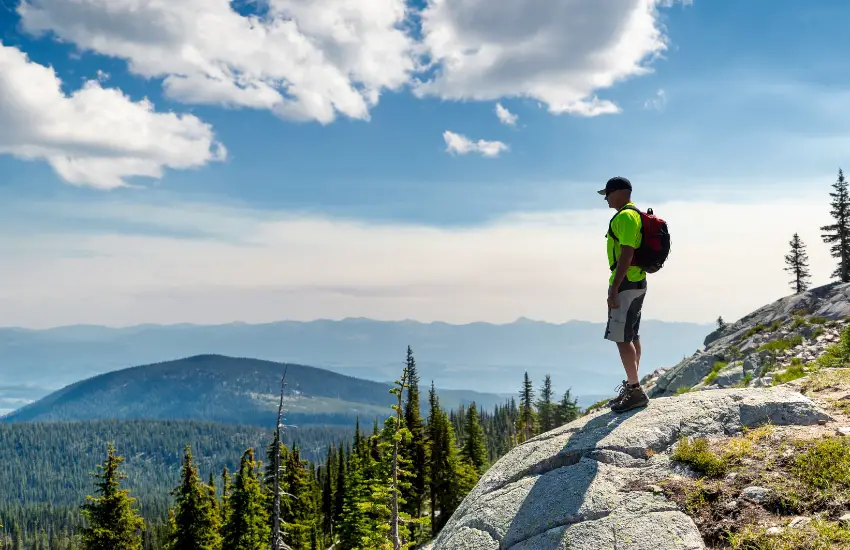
[604,189,622,208]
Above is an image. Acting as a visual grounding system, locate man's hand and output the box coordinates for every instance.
[608,285,620,309]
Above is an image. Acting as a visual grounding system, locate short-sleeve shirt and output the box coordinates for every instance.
[606,202,646,285]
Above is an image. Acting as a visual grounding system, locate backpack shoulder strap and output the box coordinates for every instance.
[607,205,641,242]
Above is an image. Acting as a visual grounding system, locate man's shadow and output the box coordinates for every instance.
[491,407,645,549]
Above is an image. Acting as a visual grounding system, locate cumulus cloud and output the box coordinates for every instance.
[17,0,415,124]
[17,0,686,122]
[415,0,686,115]
[0,192,835,328]
[443,130,508,157]
[495,103,518,125]
[0,42,225,189]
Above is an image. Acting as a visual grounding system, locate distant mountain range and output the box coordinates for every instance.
[1,355,509,426]
[0,317,711,414]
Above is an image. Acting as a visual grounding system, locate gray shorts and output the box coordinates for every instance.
[604,279,647,343]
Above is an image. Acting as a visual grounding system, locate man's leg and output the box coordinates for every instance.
[634,337,642,369]
[616,341,640,385]
[608,281,648,412]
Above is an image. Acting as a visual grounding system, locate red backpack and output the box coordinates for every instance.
[607,205,671,274]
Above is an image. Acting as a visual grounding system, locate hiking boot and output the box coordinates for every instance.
[607,380,629,407]
[610,383,649,413]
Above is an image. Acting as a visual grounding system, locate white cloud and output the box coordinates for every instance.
[644,88,667,111]
[0,191,838,328]
[443,130,508,157]
[18,0,415,124]
[16,0,685,122]
[415,0,686,116]
[495,102,518,125]
[0,42,225,189]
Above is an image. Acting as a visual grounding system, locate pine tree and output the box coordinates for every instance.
[536,375,555,434]
[220,467,232,526]
[517,372,536,442]
[784,233,812,293]
[401,346,427,536]
[460,402,488,475]
[332,443,345,531]
[717,316,726,330]
[165,445,222,550]
[281,446,314,549]
[222,449,270,550]
[555,389,580,426]
[78,442,145,550]
[337,445,368,549]
[821,168,850,283]
[320,446,334,537]
[426,383,478,536]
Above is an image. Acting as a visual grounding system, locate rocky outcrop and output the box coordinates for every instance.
[646,282,850,397]
[431,387,830,550]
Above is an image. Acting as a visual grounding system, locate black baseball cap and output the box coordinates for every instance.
[598,176,632,196]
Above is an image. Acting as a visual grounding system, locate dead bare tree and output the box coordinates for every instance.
[271,367,294,550]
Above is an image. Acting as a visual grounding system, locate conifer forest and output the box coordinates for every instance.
[0,347,582,550]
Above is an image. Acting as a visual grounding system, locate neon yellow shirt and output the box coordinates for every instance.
[607,202,646,285]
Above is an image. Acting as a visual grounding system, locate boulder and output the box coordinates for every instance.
[713,362,745,388]
[432,387,830,550]
[648,353,720,397]
[742,354,762,378]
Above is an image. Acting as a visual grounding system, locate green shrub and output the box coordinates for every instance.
[745,325,768,338]
[791,317,808,329]
[703,361,729,385]
[671,437,728,477]
[792,437,850,504]
[773,364,807,385]
[758,335,804,353]
[769,319,783,332]
[675,386,693,395]
[809,316,828,325]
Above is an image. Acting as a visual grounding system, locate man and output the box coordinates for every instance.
[599,176,649,413]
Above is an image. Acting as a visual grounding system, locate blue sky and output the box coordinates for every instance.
[1,0,848,328]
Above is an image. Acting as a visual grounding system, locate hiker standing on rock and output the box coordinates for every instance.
[599,177,670,413]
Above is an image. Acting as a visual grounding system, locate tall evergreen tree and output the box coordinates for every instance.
[165,445,222,550]
[332,443,346,530]
[337,446,368,549]
[536,375,555,434]
[281,446,314,549]
[222,449,270,550]
[320,446,334,537]
[426,382,478,536]
[517,372,536,442]
[460,402,488,475]
[401,346,427,533]
[821,168,850,283]
[220,467,232,526]
[784,232,812,293]
[78,442,145,550]
[555,389,580,426]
